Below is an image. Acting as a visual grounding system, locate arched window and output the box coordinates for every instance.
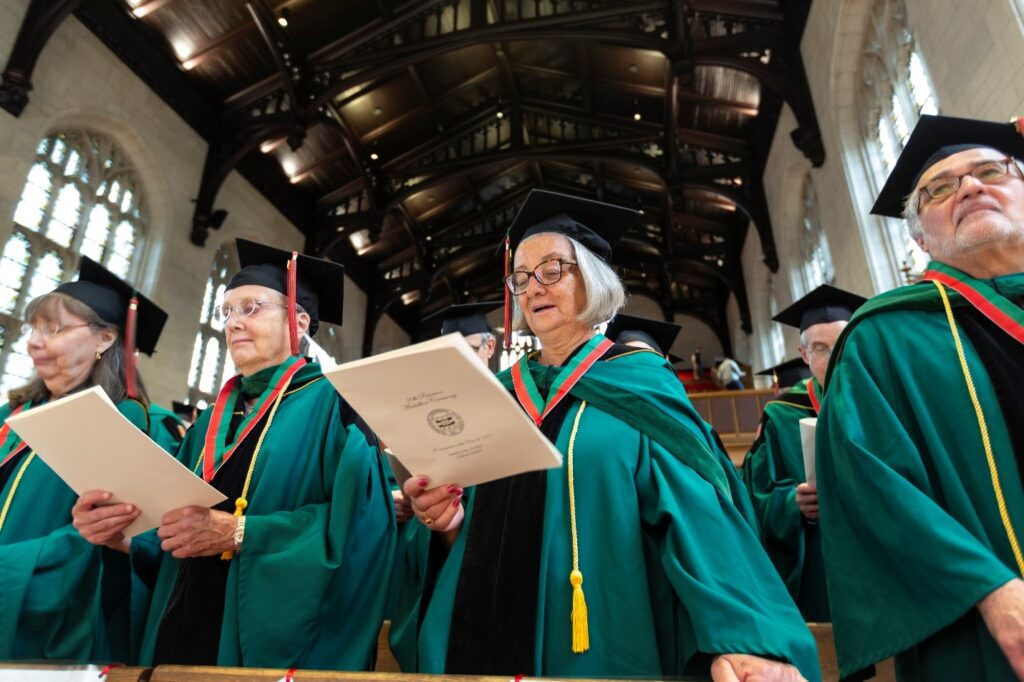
[859,0,938,281]
[799,174,834,292]
[0,131,146,397]
[186,244,237,408]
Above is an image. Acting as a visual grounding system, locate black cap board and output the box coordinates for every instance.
[54,256,168,355]
[421,301,501,337]
[756,357,812,389]
[227,239,345,335]
[604,314,682,356]
[501,189,642,262]
[871,114,1024,218]
[772,284,867,333]
[172,400,198,421]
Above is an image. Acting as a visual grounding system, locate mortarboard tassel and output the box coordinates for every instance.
[124,295,139,399]
[503,235,513,351]
[287,251,299,356]
[772,369,781,397]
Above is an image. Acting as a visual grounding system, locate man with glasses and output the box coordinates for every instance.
[815,115,1024,680]
[742,285,865,623]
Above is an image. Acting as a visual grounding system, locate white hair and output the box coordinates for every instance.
[903,188,924,242]
[511,233,626,332]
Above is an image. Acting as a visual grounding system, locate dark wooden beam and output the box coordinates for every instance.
[1,0,86,116]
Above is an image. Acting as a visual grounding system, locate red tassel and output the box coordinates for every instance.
[503,235,512,351]
[287,251,299,356]
[124,295,138,399]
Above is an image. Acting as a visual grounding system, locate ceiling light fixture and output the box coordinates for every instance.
[370,152,379,161]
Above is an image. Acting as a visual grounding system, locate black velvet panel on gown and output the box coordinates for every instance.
[445,342,630,675]
[151,408,256,666]
[953,304,1024,491]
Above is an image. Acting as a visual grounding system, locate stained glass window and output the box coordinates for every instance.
[859,0,938,282]
[0,131,146,397]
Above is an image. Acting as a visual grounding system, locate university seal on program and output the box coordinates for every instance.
[427,408,465,436]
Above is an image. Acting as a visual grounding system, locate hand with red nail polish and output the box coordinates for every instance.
[402,475,465,536]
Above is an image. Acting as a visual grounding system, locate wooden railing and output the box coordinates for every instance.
[687,388,776,466]
[0,623,896,682]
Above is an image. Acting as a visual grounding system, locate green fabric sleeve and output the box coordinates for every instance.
[635,435,822,680]
[0,524,102,660]
[229,418,396,669]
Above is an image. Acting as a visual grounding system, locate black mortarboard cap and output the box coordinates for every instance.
[227,239,345,335]
[604,314,682,356]
[756,357,812,389]
[501,189,642,261]
[871,114,1024,218]
[772,284,867,333]
[55,257,167,355]
[421,301,501,337]
[172,400,198,421]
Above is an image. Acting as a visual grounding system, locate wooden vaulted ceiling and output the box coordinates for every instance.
[2,0,825,353]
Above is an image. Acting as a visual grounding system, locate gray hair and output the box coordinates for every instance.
[511,234,626,332]
[476,331,495,344]
[903,188,924,241]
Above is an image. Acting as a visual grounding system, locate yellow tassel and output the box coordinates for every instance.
[220,497,248,561]
[570,569,589,653]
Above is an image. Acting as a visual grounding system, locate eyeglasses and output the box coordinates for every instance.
[805,345,832,360]
[21,322,91,339]
[214,299,288,323]
[504,258,577,295]
[918,157,1022,207]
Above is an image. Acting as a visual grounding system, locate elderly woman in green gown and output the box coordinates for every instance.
[0,257,165,662]
[401,190,821,681]
[73,240,394,670]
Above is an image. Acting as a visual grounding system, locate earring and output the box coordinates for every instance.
[95,351,103,360]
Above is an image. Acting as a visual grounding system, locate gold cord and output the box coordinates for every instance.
[220,373,294,560]
[567,400,589,653]
[934,281,1024,574]
[0,453,37,537]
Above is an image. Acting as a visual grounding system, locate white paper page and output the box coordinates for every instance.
[799,416,817,486]
[5,387,226,538]
[326,334,562,487]
[0,665,106,681]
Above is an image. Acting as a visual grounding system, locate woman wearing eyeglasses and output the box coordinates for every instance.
[72,239,394,671]
[0,257,166,663]
[400,191,821,681]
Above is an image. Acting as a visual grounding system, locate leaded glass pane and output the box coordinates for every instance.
[188,332,203,387]
[27,251,64,303]
[46,184,81,248]
[199,278,213,325]
[198,337,221,393]
[82,204,111,262]
[0,233,31,315]
[112,221,135,260]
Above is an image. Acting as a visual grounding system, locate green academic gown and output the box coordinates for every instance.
[414,340,821,680]
[817,262,1024,680]
[0,395,148,662]
[133,359,395,670]
[147,404,185,454]
[743,377,830,621]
